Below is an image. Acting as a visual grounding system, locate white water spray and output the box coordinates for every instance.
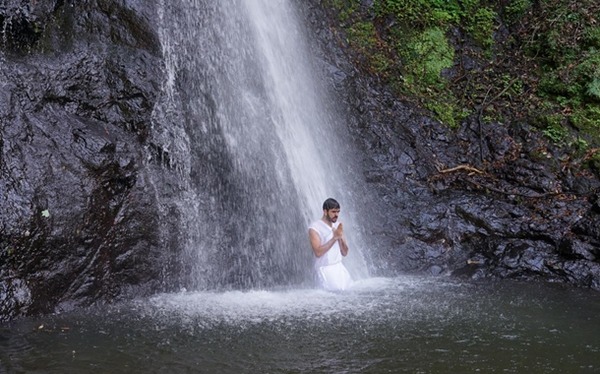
[152,0,370,289]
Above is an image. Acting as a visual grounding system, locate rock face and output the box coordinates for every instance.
[299,1,600,288]
[1,0,599,321]
[0,0,174,321]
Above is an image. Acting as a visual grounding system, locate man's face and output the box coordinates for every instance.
[324,208,340,223]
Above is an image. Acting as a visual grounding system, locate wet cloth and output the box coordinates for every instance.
[309,220,353,291]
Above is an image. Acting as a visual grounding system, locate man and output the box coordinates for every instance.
[308,198,353,291]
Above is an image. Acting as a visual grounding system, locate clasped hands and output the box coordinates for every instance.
[333,223,344,240]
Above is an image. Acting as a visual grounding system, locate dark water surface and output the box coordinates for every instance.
[1,276,599,373]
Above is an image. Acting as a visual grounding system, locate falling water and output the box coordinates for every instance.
[150,0,369,290]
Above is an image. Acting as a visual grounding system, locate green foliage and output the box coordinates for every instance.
[575,51,600,98]
[537,47,600,121]
[538,73,579,98]
[587,150,600,171]
[345,21,398,77]
[331,0,600,150]
[570,137,589,153]
[328,0,360,22]
[525,1,600,154]
[584,27,600,49]
[401,27,454,88]
[465,7,497,48]
[374,0,461,27]
[570,105,600,134]
[540,115,568,143]
[572,50,600,102]
[347,21,377,52]
[459,0,497,48]
[504,0,532,22]
[374,0,496,49]
[371,52,392,74]
[368,0,498,125]
[393,26,463,126]
[587,78,600,101]
[500,74,523,99]
[425,99,469,128]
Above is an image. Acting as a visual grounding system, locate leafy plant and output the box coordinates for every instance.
[570,105,600,135]
[374,0,461,27]
[401,27,454,88]
[426,99,467,128]
[587,78,600,101]
[504,0,532,22]
[465,7,497,48]
[327,0,359,22]
[583,26,600,49]
[347,21,377,52]
[538,114,568,143]
[586,150,600,171]
[570,137,589,153]
[543,123,568,144]
[329,0,600,151]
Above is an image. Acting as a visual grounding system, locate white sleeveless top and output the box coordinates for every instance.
[309,219,343,268]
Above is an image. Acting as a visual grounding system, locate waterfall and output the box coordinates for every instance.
[151,0,370,290]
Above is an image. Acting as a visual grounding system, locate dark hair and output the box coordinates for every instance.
[322,198,340,210]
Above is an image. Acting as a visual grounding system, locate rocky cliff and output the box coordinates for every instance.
[0,0,178,321]
[2,0,599,322]
[300,1,600,287]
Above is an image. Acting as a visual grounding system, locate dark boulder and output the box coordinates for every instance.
[0,0,173,321]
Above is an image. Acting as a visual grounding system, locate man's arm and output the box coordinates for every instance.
[339,236,349,256]
[309,228,340,257]
[337,223,349,256]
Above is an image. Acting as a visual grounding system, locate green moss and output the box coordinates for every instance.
[465,7,497,48]
[425,99,468,128]
[371,52,392,74]
[375,0,495,49]
[587,78,600,101]
[536,114,568,143]
[375,0,461,27]
[401,27,454,88]
[347,21,377,52]
[504,0,532,22]
[328,0,360,23]
[571,137,589,153]
[570,105,600,135]
[331,0,600,143]
[393,26,466,126]
[584,27,600,49]
[543,124,569,144]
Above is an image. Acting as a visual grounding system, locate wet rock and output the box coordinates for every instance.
[0,0,172,321]
[2,0,600,322]
[301,1,600,290]
[428,265,444,276]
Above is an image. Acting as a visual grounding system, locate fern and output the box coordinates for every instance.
[586,77,600,100]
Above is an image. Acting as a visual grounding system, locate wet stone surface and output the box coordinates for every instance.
[0,0,170,321]
[1,0,600,321]
[300,1,600,289]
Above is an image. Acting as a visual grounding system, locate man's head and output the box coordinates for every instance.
[322,198,340,223]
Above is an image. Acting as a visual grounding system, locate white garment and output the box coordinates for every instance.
[309,219,353,291]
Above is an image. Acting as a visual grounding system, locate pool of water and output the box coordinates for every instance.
[1,276,599,373]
